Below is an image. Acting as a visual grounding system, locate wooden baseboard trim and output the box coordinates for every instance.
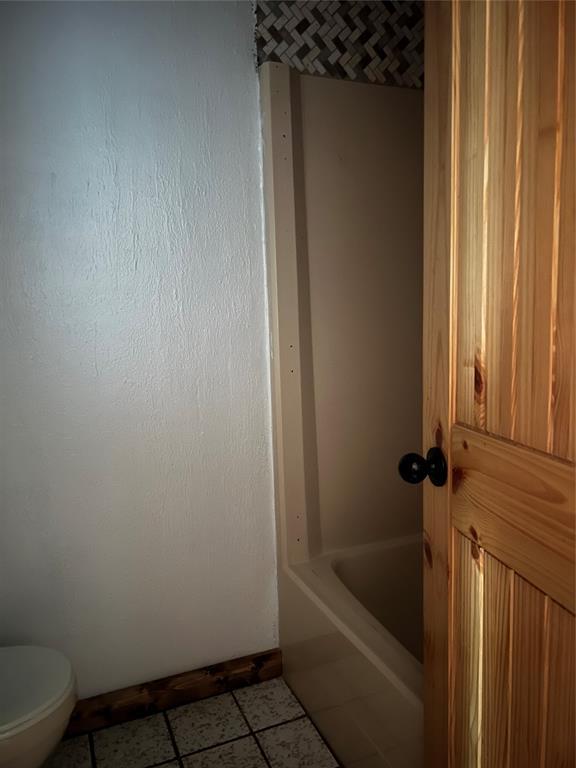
[66,648,282,737]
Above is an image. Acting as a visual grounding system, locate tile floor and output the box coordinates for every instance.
[47,678,340,768]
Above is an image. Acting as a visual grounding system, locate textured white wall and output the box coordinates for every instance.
[0,2,277,698]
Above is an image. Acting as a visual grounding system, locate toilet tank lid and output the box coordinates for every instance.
[0,646,75,734]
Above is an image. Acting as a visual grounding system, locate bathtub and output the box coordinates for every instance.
[280,536,423,768]
[333,536,423,664]
[261,60,424,767]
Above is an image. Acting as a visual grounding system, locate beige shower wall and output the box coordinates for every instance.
[294,74,423,552]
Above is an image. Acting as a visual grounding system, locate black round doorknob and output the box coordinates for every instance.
[398,447,447,487]
[398,452,428,484]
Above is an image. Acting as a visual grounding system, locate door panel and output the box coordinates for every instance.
[454,0,575,457]
[424,1,575,765]
[546,601,576,767]
[452,533,575,768]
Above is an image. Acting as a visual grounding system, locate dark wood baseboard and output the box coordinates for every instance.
[66,648,282,737]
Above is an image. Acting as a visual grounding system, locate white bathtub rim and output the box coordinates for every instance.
[287,563,422,707]
[286,535,423,708]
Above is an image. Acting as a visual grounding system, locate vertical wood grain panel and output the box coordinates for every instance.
[451,544,576,768]
[447,2,575,766]
[452,532,482,767]
[509,576,548,768]
[485,0,519,440]
[422,4,453,765]
[551,0,575,461]
[545,600,576,767]
[478,553,575,768]
[463,0,574,456]
[514,0,562,453]
[482,555,512,768]
[455,1,487,430]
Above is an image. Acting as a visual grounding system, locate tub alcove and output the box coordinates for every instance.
[261,63,424,768]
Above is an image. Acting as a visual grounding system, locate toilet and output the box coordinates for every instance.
[0,646,76,768]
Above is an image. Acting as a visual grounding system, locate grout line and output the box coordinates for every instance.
[88,732,97,768]
[255,679,342,767]
[86,720,179,768]
[178,733,255,760]
[251,734,274,767]
[253,713,308,735]
[142,759,182,768]
[163,712,184,768]
[81,680,340,768]
[232,686,341,768]
[81,688,231,738]
[230,689,251,728]
[234,678,340,765]
[231,689,273,767]
[84,708,172,736]
[256,714,342,768]
[76,676,283,738]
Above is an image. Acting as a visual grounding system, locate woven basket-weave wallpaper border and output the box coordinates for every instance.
[256,1,424,89]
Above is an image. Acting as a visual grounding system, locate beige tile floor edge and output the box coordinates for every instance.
[46,678,341,768]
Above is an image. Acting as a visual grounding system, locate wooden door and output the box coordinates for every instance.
[423,1,575,766]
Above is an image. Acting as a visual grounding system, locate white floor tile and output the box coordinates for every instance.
[257,717,338,768]
[234,678,304,731]
[92,714,175,768]
[167,693,248,755]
